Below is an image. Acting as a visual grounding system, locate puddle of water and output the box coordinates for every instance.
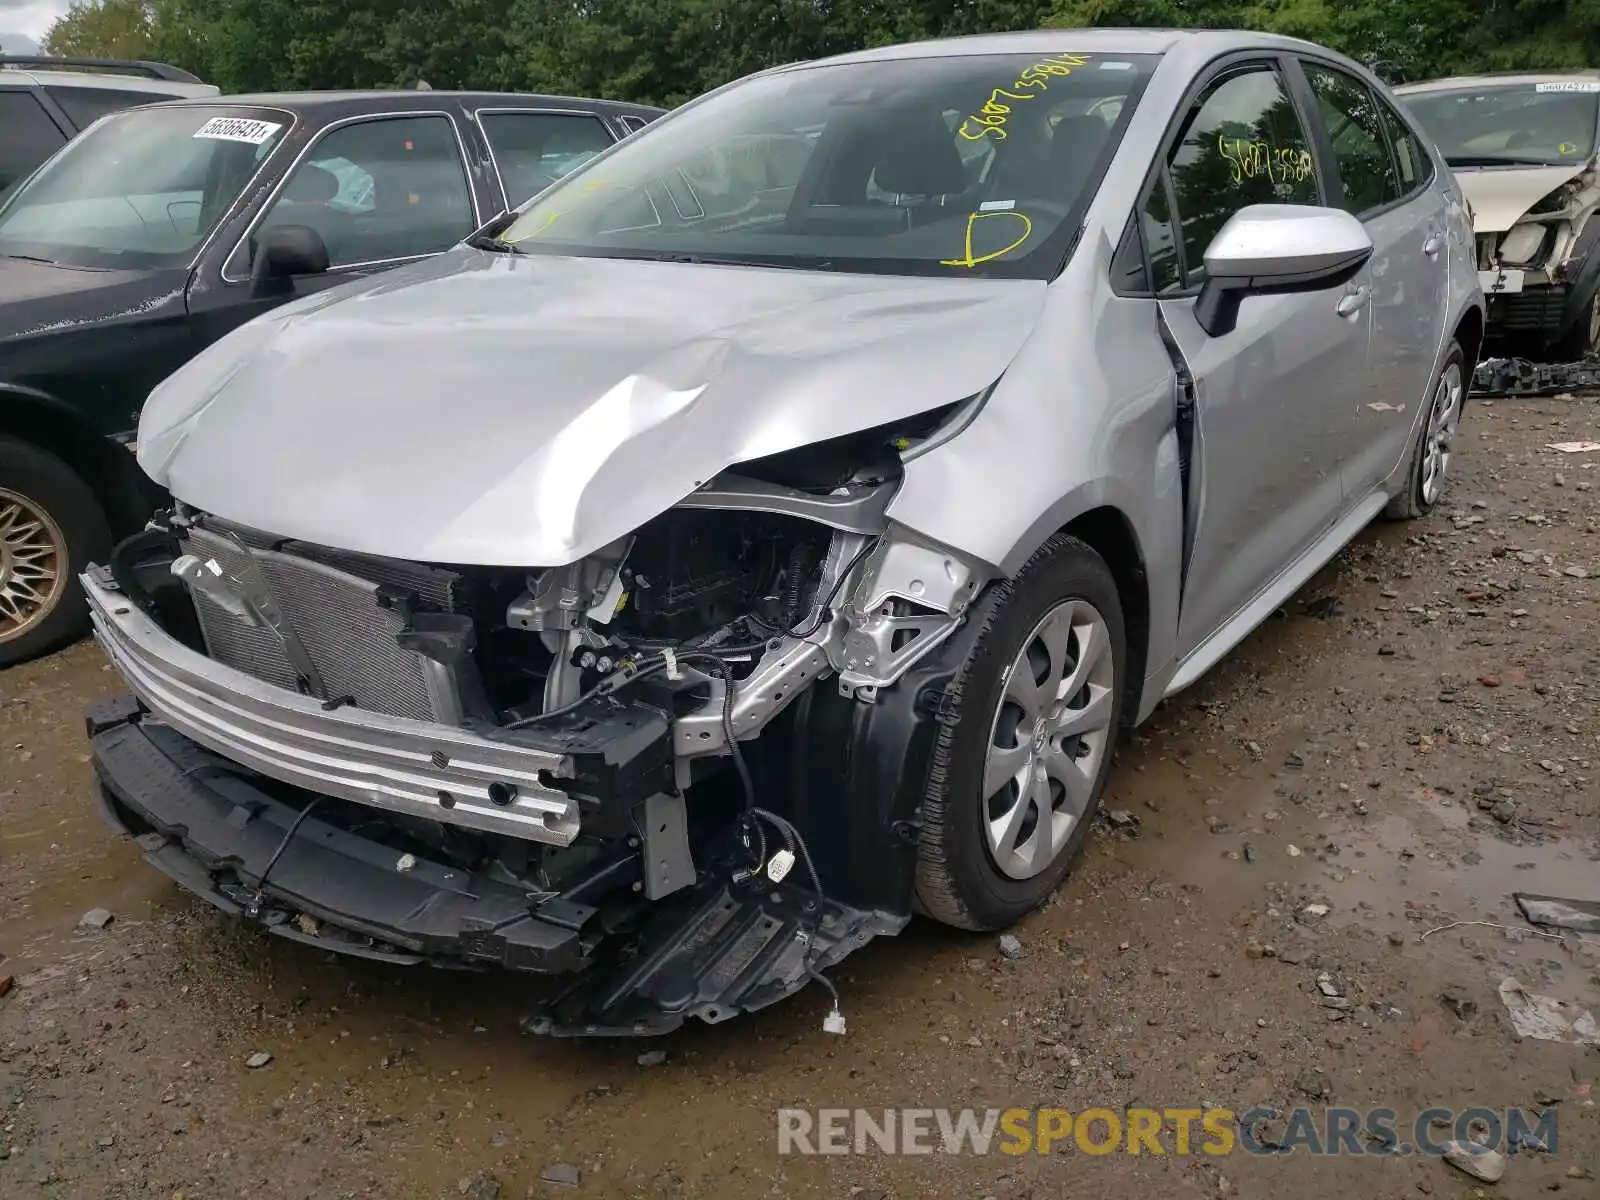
[1320,796,1600,918]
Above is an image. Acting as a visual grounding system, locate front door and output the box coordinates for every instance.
[187,112,485,351]
[1143,60,1371,656]
[1298,59,1451,497]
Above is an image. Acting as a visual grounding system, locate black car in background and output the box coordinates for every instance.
[0,55,219,193]
[0,88,663,665]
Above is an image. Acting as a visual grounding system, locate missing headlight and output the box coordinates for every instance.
[1498,224,1549,265]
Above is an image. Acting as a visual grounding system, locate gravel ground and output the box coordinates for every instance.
[2,392,1597,1199]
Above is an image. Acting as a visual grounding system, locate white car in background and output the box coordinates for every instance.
[1398,71,1600,356]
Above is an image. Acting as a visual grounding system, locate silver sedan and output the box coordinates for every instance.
[94,27,1483,1034]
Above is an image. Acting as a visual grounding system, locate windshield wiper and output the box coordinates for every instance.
[464,232,522,254]
[621,250,831,270]
[0,251,59,265]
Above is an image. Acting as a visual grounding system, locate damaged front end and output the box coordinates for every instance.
[83,412,992,1035]
[1470,165,1600,350]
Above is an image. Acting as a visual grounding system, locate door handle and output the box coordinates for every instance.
[1423,232,1443,257]
[1336,285,1370,317]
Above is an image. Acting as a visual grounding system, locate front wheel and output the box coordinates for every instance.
[914,534,1126,931]
[0,435,112,667]
[1385,340,1465,521]
[1550,287,1600,360]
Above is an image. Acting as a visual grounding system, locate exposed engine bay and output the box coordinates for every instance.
[83,417,991,1036]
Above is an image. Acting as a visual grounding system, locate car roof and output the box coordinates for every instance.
[1395,70,1600,95]
[0,67,217,97]
[145,89,665,118]
[797,26,1335,68]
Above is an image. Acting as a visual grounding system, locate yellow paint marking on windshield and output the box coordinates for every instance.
[957,53,1091,142]
[940,210,1034,268]
[1217,136,1313,186]
[504,177,620,242]
[1561,141,1579,154]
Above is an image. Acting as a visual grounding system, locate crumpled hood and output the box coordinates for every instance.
[139,249,1046,565]
[1455,162,1590,232]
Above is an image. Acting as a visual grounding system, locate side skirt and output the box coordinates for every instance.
[1164,490,1389,697]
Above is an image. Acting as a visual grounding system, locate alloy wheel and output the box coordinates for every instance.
[1420,360,1464,507]
[983,597,1116,880]
[0,488,67,644]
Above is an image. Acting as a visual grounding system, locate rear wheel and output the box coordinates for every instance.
[0,436,112,667]
[1385,340,1465,521]
[914,534,1125,931]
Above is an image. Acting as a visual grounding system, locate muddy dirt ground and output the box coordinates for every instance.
[2,394,1598,1200]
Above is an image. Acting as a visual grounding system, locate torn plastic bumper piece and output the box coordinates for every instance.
[85,695,908,1035]
[525,880,906,1037]
[1471,356,1600,396]
[87,697,601,973]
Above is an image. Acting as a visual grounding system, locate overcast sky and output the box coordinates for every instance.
[1,0,68,40]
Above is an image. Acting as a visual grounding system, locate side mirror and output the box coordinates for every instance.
[248,223,330,298]
[1194,204,1374,337]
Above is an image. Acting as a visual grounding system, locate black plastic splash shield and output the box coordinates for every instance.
[524,877,906,1037]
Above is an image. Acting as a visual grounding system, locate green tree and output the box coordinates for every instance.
[38,0,1600,105]
[40,0,159,59]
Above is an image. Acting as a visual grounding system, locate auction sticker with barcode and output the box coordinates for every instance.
[192,116,283,144]
[1536,81,1600,93]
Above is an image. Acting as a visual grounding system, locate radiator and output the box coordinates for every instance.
[179,525,444,721]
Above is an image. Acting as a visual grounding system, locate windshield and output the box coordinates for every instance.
[1400,82,1600,166]
[499,52,1157,278]
[0,106,289,270]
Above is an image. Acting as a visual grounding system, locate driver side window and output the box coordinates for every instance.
[249,115,475,272]
[1162,65,1322,286]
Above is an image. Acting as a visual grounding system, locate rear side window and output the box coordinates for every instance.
[1374,97,1432,192]
[479,111,615,206]
[1304,64,1401,214]
[45,85,177,129]
[0,91,67,192]
[1168,65,1320,281]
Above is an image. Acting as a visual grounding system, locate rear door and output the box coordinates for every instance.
[1296,58,1451,497]
[1137,58,1370,656]
[475,108,618,210]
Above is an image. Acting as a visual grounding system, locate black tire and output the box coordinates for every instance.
[914,533,1126,931]
[1384,339,1466,521]
[1549,287,1600,360]
[0,435,112,668]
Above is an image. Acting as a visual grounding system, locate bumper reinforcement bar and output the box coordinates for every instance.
[82,565,583,845]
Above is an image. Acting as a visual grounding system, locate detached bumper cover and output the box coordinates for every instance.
[81,566,583,845]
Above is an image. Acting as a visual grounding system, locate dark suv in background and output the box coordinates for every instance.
[0,86,661,666]
[0,56,219,192]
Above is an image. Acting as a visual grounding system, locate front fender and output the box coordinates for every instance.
[884,235,1184,725]
[0,382,160,535]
